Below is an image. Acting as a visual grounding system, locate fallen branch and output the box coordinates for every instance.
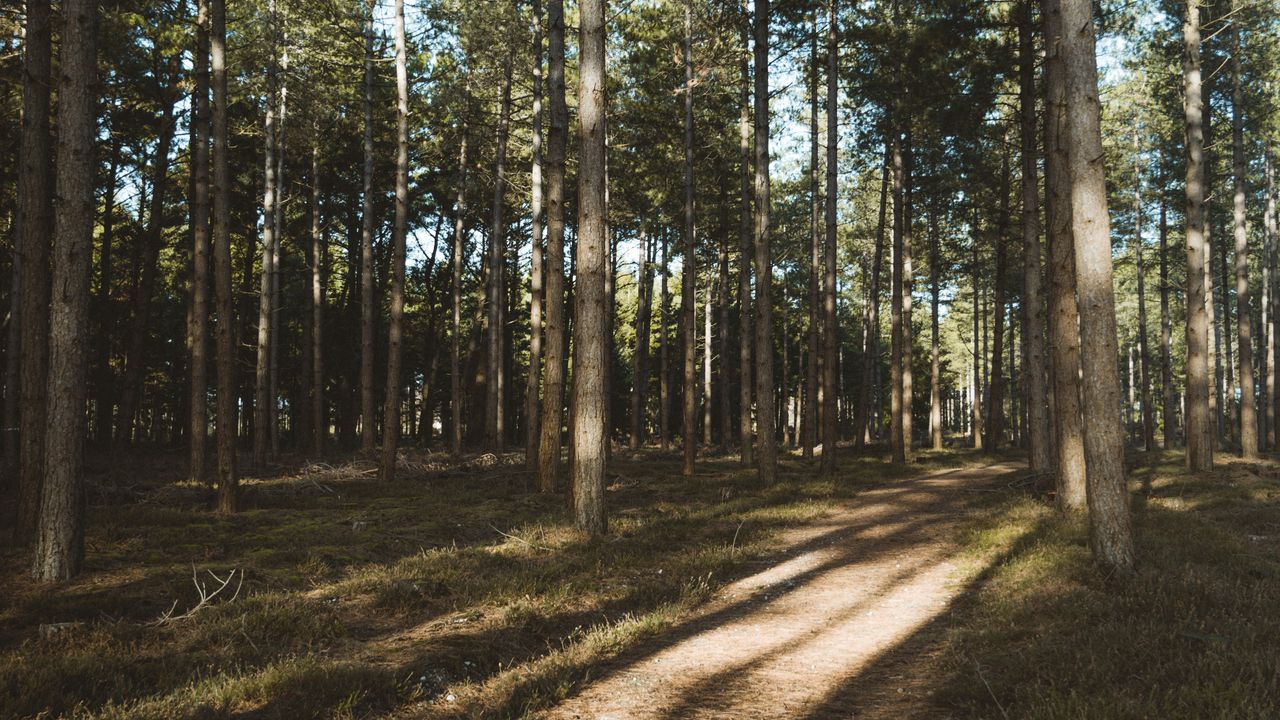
[490,524,552,551]
[150,564,244,626]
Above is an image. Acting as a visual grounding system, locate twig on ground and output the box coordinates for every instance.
[150,564,244,626]
[974,658,1009,719]
[490,524,552,551]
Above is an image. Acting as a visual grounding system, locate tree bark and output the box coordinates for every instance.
[1182,0,1213,470]
[753,0,776,483]
[1134,134,1155,451]
[1043,0,1087,508]
[890,136,906,463]
[379,0,409,481]
[33,0,96,580]
[526,0,545,469]
[537,0,568,492]
[1159,179,1176,448]
[855,153,888,449]
[805,12,820,460]
[11,0,53,543]
[210,0,238,512]
[985,150,1008,452]
[571,0,608,535]
[451,76,469,457]
[189,0,211,482]
[631,226,654,449]
[1267,146,1280,450]
[310,142,324,456]
[738,0,753,465]
[929,210,943,450]
[821,0,839,471]
[1061,0,1136,572]
[487,55,513,453]
[253,10,280,467]
[1231,11,1257,459]
[359,0,377,454]
[682,3,697,476]
[1020,0,1051,471]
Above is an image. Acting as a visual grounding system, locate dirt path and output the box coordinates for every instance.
[538,462,1022,720]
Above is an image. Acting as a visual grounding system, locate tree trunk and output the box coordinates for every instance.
[571,0,608,534]
[11,0,53,543]
[1182,0,1212,470]
[738,0,753,465]
[902,135,915,460]
[929,210,942,450]
[1268,147,1280,450]
[1265,148,1276,450]
[986,151,1008,451]
[805,12,820,460]
[310,142,325,456]
[537,0,568,492]
[680,7,701,476]
[379,0,409,481]
[189,0,211,482]
[1134,134,1155,451]
[210,0,238,512]
[487,55,513,453]
[451,76,469,457]
[660,232,671,451]
[1061,0,1136,573]
[359,0,377,454]
[855,153,888,449]
[1043,0,1087,508]
[269,45,287,461]
[703,277,712,446]
[253,11,280,468]
[753,0,776,483]
[1020,0,1050,471]
[33,0,96,580]
[890,136,906,463]
[718,196,732,448]
[1231,11,1257,459]
[526,0,544,469]
[1159,178,1176,447]
[821,0,839,470]
[630,226,653,449]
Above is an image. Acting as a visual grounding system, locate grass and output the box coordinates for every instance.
[934,450,1280,719]
[0,445,918,719]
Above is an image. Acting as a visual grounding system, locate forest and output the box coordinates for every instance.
[3,0,1280,715]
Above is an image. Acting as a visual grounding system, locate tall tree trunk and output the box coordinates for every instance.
[94,137,118,442]
[1267,146,1280,450]
[1134,134,1155,451]
[11,0,52,543]
[986,151,1008,451]
[537,0,568,492]
[1159,179,1176,447]
[630,226,653,449]
[310,142,325,456]
[855,153,888,449]
[451,77,469,457]
[753,0,776,483]
[682,2,697,475]
[902,135,915,460]
[971,240,984,449]
[487,55,513,453]
[718,195,732,447]
[1182,0,1212,470]
[1264,148,1276,450]
[253,13,279,468]
[210,0,238,513]
[703,277,712,445]
[890,136,906,463]
[738,0,753,465]
[1231,12,1257,459]
[33,0,96,580]
[269,45,287,460]
[821,0,839,470]
[189,0,211,482]
[572,0,608,534]
[1043,0,1087,508]
[1061,0,1136,573]
[660,232,671,451]
[526,0,544,469]
[805,12,820,460]
[379,0,409,481]
[359,0,377,453]
[929,211,942,450]
[1020,0,1050,471]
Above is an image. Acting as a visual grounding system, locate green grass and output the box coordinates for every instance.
[0,446,914,719]
[935,450,1280,719]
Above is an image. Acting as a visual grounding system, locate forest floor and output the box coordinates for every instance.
[2,444,1279,719]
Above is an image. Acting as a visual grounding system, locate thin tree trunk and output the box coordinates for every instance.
[718,196,732,448]
[971,241,984,450]
[805,12,820,460]
[1265,148,1276,449]
[269,44,287,460]
[1231,11,1257,458]
[189,0,211,482]
[1267,146,1280,450]
[526,0,544,469]
[571,0,608,534]
[682,2,697,475]
[902,134,915,460]
[1160,178,1176,447]
[1182,0,1212,470]
[1061,0,1135,572]
[986,151,1008,451]
[359,0,377,453]
[660,231,671,451]
[1020,0,1050,471]
[703,277,712,446]
[487,54,513,453]
[930,210,942,450]
[738,0,753,464]
[630,226,653,449]
[1043,0,1087,508]
[33,0,96,580]
[890,136,906,463]
[821,0,839,470]
[379,0,409,481]
[537,0,568,492]
[1134,134,1155,451]
[753,0,776,483]
[451,76,469,457]
[310,142,325,456]
[253,12,279,467]
[855,153,888,450]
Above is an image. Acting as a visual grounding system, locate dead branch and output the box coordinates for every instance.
[150,564,244,626]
